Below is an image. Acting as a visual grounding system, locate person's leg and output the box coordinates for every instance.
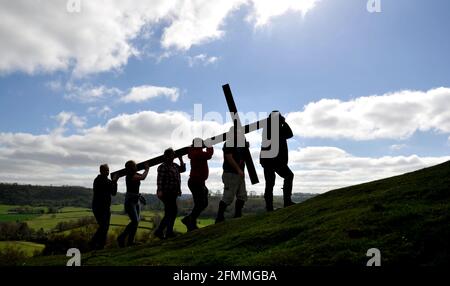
[165,197,178,237]
[183,179,200,231]
[90,208,103,249]
[117,201,130,247]
[155,198,169,238]
[235,176,248,218]
[189,181,208,227]
[216,173,237,223]
[275,165,295,207]
[127,203,140,245]
[97,210,111,249]
[263,167,276,211]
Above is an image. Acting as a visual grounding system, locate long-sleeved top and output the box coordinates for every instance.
[188,147,214,182]
[260,119,294,166]
[92,174,117,210]
[157,162,186,197]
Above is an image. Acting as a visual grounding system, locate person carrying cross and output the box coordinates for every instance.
[182,138,214,231]
[154,148,186,239]
[260,111,295,211]
[215,126,248,223]
[90,164,117,250]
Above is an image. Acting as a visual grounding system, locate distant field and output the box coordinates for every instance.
[0,204,45,222]
[0,241,45,257]
[25,207,92,231]
[1,204,214,235]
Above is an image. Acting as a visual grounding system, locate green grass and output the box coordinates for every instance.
[27,160,450,266]
[0,241,45,257]
[0,205,45,222]
[25,207,92,231]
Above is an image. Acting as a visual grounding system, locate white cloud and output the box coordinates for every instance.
[188,54,219,67]
[287,87,450,140]
[0,0,320,76]
[64,82,122,103]
[247,0,320,27]
[120,85,180,103]
[390,144,407,151]
[87,106,112,118]
[52,111,86,134]
[1,109,449,194]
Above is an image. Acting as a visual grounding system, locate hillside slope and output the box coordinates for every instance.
[30,161,450,266]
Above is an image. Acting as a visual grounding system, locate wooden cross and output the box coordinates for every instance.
[110,84,263,185]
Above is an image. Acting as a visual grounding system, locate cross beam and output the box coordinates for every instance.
[110,117,267,182]
[222,84,259,184]
[111,84,263,185]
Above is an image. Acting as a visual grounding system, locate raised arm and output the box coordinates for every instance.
[178,156,186,173]
[133,163,149,181]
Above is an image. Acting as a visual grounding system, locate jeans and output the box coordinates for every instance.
[188,178,209,220]
[118,193,140,245]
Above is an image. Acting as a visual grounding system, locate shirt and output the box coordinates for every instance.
[92,174,117,209]
[188,147,214,182]
[222,143,246,174]
[126,174,141,194]
[157,162,186,196]
[260,120,293,166]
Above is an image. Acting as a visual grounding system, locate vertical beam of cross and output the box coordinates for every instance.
[222,84,259,185]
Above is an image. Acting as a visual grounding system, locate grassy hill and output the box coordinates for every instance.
[28,160,450,266]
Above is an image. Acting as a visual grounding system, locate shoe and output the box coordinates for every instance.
[182,216,198,232]
[117,235,125,248]
[154,230,164,240]
[215,201,227,224]
[165,232,176,239]
[284,201,296,208]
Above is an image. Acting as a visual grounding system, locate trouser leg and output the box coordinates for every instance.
[263,167,276,211]
[275,165,294,207]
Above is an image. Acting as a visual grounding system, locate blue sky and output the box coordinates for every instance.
[1,0,450,194]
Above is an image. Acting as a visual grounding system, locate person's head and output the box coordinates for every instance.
[192,137,204,148]
[99,164,109,176]
[164,148,175,163]
[125,160,137,175]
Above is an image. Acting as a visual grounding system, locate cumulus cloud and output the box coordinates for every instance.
[64,82,122,103]
[0,0,320,76]
[287,87,450,140]
[120,85,180,103]
[187,54,219,67]
[1,109,449,194]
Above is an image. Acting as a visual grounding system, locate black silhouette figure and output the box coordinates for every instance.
[154,148,186,239]
[117,160,149,247]
[260,111,295,211]
[182,138,214,232]
[216,128,248,223]
[90,164,117,250]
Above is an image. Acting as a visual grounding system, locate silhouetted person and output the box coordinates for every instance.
[216,127,248,223]
[117,160,149,247]
[154,148,186,239]
[182,138,214,231]
[260,111,295,211]
[90,164,117,250]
